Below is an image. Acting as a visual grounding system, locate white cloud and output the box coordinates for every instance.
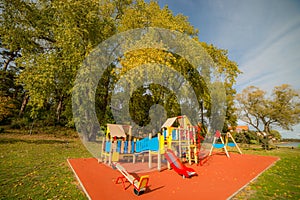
[156,0,300,137]
[188,0,300,93]
[236,18,300,93]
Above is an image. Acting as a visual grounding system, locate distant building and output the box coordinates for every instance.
[228,125,249,133]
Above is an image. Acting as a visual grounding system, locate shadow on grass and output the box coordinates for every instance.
[0,137,73,145]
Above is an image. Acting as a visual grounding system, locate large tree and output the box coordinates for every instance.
[1,0,241,135]
[236,84,300,135]
[114,0,240,130]
[201,43,241,131]
[1,0,129,125]
[0,40,23,123]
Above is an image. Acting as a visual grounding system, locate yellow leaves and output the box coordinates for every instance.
[13,181,24,188]
[118,0,197,36]
[120,48,177,75]
[0,96,16,121]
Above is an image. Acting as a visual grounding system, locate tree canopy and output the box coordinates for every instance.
[0,0,241,135]
[236,84,300,135]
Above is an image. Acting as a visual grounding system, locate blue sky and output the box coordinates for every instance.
[156,0,300,93]
[155,0,300,138]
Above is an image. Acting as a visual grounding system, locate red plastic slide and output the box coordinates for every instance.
[164,149,197,178]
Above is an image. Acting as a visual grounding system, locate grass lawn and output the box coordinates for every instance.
[233,147,300,199]
[0,128,299,199]
[0,128,91,199]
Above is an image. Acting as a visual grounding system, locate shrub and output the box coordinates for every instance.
[233,130,260,144]
[269,129,282,140]
[250,139,259,144]
[10,118,31,129]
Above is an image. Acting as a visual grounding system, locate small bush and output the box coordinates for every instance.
[233,131,260,144]
[269,129,282,140]
[10,118,30,129]
[250,139,259,144]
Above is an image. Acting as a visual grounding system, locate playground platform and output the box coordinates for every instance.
[68,153,279,200]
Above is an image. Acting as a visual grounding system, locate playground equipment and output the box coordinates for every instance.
[101,124,164,171]
[209,130,242,157]
[115,163,149,196]
[101,124,134,163]
[225,131,243,154]
[161,115,198,165]
[164,149,197,178]
[101,116,212,172]
[209,130,230,157]
[196,133,210,166]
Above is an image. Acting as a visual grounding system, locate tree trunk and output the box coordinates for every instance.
[89,123,97,141]
[56,96,63,123]
[260,121,271,150]
[19,94,29,117]
[264,121,271,135]
[82,110,97,142]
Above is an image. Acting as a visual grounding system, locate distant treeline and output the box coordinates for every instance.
[281,138,300,142]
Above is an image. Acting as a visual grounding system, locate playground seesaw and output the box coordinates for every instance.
[114,162,150,196]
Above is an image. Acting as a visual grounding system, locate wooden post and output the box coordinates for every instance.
[209,137,216,156]
[220,135,230,158]
[133,138,136,163]
[193,126,196,145]
[189,126,192,165]
[99,137,105,163]
[179,128,182,162]
[128,135,132,154]
[157,133,161,171]
[228,132,243,154]
[194,146,198,164]
[193,127,198,164]
[149,133,152,169]
[108,138,113,165]
[120,139,124,154]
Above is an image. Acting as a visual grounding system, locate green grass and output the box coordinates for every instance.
[0,130,91,199]
[232,148,300,199]
[0,129,300,199]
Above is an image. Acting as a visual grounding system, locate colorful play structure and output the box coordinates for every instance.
[161,115,199,165]
[101,123,165,171]
[100,116,201,171]
[100,115,243,190]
